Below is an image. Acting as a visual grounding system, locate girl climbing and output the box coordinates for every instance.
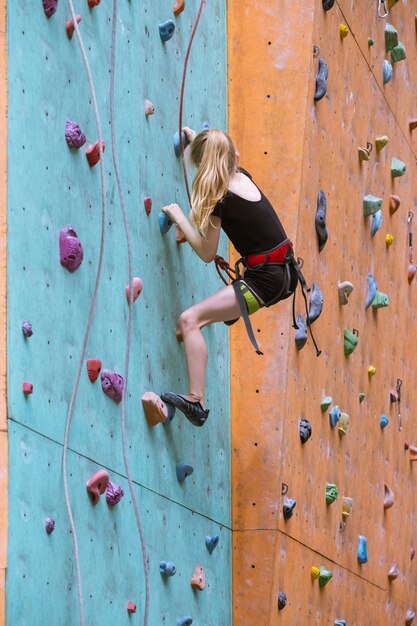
[160,127,302,427]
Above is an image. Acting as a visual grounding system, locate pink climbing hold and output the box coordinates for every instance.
[44,516,55,534]
[125,277,143,304]
[86,469,109,505]
[101,369,124,404]
[88,0,101,7]
[127,601,136,614]
[22,382,33,395]
[144,197,152,215]
[65,119,86,149]
[190,564,206,591]
[42,0,58,18]
[86,358,102,383]
[106,482,124,507]
[145,100,155,116]
[85,140,105,168]
[59,225,84,273]
[66,14,81,39]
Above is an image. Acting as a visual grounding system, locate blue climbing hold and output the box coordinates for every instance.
[308,282,323,324]
[159,19,175,42]
[159,561,177,577]
[176,463,194,482]
[365,272,378,309]
[173,130,190,157]
[205,534,219,554]
[334,621,347,626]
[329,405,341,428]
[177,618,192,626]
[357,535,368,564]
[371,209,383,237]
[380,414,389,429]
[383,59,393,84]
[159,212,174,235]
[202,120,211,131]
[295,314,307,350]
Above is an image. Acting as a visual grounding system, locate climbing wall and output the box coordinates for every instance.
[7,1,231,624]
[230,0,417,624]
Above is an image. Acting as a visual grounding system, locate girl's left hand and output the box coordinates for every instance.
[162,203,184,224]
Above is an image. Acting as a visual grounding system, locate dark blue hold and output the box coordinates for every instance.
[283,498,297,520]
[205,534,219,554]
[173,131,190,157]
[278,591,287,610]
[380,414,388,429]
[176,463,194,482]
[202,120,210,131]
[159,19,175,42]
[162,402,176,426]
[177,617,193,626]
[159,561,177,577]
[159,212,174,235]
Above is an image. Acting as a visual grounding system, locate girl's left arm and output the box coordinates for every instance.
[162,203,221,263]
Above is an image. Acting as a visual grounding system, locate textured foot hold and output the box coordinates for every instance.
[315,190,328,251]
[314,57,328,102]
[141,391,175,427]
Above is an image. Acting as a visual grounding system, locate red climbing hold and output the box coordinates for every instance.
[88,0,101,7]
[190,564,206,591]
[127,601,136,614]
[22,382,33,395]
[125,277,143,304]
[144,197,152,215]
[85,140,105,168]
[66,14,81,39]
[86,358,102,383]
[174,0,185,15]
[86,470,109,505]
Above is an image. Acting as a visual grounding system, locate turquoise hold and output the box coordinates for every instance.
[383,59,393,84]
[363,194,382,217]
[380,414,389,428]
[357,535,368,564]
[371,209,383,237]
[391,157,406,178]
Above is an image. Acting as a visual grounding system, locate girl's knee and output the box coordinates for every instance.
[178,308,198,333]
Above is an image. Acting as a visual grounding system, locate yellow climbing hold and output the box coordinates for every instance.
[311,566,320,580]
[375,135,389,151]
[368,365,376,376]
[386,233,394,246]
[339,24,349,38]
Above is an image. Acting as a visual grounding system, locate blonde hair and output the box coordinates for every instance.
[189,129,236,237]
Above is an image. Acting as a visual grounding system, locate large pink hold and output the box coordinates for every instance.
[59,225,83,273]
[65,119,86,149]
[101,369,124,404]
[43,0,58,18]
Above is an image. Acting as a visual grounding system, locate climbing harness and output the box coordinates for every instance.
[378,0,388,17]
[397,378,403,431]
[215,239,321,356]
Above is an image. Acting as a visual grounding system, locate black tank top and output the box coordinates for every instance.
[211,168,288,256]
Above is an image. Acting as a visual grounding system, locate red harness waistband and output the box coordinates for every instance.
[246,240,293,268]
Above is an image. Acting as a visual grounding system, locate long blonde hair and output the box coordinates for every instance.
[189,129,236,237]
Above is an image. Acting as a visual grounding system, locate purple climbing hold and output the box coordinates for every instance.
[59,225,83,273]
[106,482,124,506]
[42,0,58,18]
[100,369,124,404]
[65,119,86,149]
[22,321,33,337]
[44,516,55,534]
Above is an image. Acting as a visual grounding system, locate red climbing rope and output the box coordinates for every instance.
[63,3,107,625]
[110,3,150,625]
[178,0,206,207]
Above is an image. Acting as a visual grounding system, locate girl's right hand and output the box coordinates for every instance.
[182,126,196,142]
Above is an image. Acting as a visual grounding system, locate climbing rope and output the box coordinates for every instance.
[62,2,107,625]
[178,0,206,206]
[110,2,150,624]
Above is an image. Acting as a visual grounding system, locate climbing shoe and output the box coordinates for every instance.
[161,392,209,427]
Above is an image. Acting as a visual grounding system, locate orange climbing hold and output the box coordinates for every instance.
[409,445,417,462]
[86,358,102,383]
[190,564,206,590]
[173,0,185,16]
[410,119,417,132]
[142,392,170,427]
[86,470,109,505]
[85,140,105,168]
[66,14,81,39]
[389,194,401,214]
[88,0,101,7]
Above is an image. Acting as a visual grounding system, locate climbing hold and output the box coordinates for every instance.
[338,281,353,305]
[177,618,192,626]
[86,358,102,383]
[22,321,33,337]
[339,24,349,38]
[100,369,124,404]
[372,292,389,308]
[311,566,320,580]
[375,135,388,151]
[334,621,346,626]
[159,211,174,235]
[88,0,101,7]
[173,0,185,15]
[406,610,416,625]
[387,0,400,7]
[409,119,417,132]
[278,591,287,610]
[322,0,334,10]
[176,463,194,482]
[202,120,211,131]
[66,14,81,40]
[405,441,410,450]
[144,99,154,116]
[44,516,55,534]
[408,212,417,284]
[365,272,378,308]
[389,389,398,402]
[357,535,368,564]
[159,561,177,577]
[299,418,312,443]
[318,565,333,587]
[368,37,374,47]
[384,483,394,509]
[314,57,328,102]
[371,210,383,237]
[386,234,394,247]
[342,496,353,518]
[85,140,105,168]
[144,197,152,215]
[329,405,341,428]
[315,190,328,252]
[125,277,143,304]
[368,365,376,376]
[392,157,406,178]
[59,225,83,273]
[295,315,307,351]
[283,498,297,520]
[127,601,136,614]
[385,23,399,52]
[22,382,33,395]
[343,328,359,356]
[363,195,382,217]
[338,412,350,436]
[159,19,175,42]
[321,396,332,412]
[190,564,205,591]
[308,282,323,324]
[411,547,416,559]
[42,0,58,18]
[142,392,175,427]
[173,130,190,157]
[359,393,366,403]
[380,414,389,428]
[409,446,417,462]
[106,482,124,507]
[326,483,339,504]
[358,142,373,161]
[65,119,86,149]
[388,564,399,580]
[383,60,393,84]
[391,42,406,63]
[205,535,219,554]
[86,469,109,505]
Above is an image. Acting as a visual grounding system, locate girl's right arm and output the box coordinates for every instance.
[162,203,221,264]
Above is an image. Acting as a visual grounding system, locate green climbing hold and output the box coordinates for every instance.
[326,483,339,504]
[384,23,398,53]
[359,392,366,403]
[383,59,393,85]
[391,42,406,63]
[321,396,332,412]
[391,157,406,178]
[372,292,389,308]
[363,194,382,217]
[318,565,333,588]
[344,328,359,356]
[387,0,400,8]
[368,37,374,47]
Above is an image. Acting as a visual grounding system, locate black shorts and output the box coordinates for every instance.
[243,262,299,308]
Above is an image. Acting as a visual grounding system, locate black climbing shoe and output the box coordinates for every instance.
[224,318,239,326]
[161,392,209,427]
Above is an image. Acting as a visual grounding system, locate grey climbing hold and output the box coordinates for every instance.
[283,498,297,520]
[388,564,399,581]
[405,609,415,625]
[176,463,194,482]
[22,321,33,337]
[385,23,398,52]
[159,561,177,576]
[177,617,193,626]
[278,591,287,610]
[159,19,175,42]
[299,418,312,443]
[391,42,406,63]
[205,534,219,554]
[338,281,353,305]
[44,516,55,534]
[329,405,341,428]
[308,282,323,324]
[315,190,328,252]
[295,314,307,350]
[314,57,328,102]
[391,157,406,178]
[383,59,393,84]
[363,194,382,217]
[371,210,383,237]
[372,292,389,308]
[322,0,334,9]
[334,621,347,626]
[365,272,378,309]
